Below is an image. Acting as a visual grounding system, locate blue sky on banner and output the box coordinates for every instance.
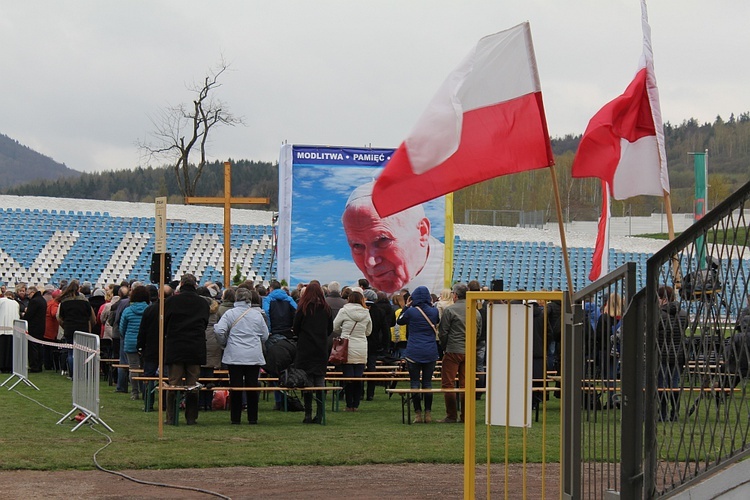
[3,1,748,174]
[290,146,445,286]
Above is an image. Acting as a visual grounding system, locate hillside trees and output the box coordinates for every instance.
[3,113,748,222]
[138,60,243,198]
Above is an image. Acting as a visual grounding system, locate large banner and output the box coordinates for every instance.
[279,145,446,294]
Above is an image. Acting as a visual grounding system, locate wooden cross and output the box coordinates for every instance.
[184,161,270,287]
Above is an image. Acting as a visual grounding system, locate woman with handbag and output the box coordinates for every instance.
[214,287,269,425]
[398,286,440,423]
[293,281,333,423]
[57,280,97,377]
[332,290,372,411]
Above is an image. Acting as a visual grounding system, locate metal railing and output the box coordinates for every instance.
[57,331,113,432]
[563,263,641,499]
[0,320,39,391]
[644,179,750,497]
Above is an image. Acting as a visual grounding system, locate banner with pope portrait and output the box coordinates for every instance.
[278,144,446,295]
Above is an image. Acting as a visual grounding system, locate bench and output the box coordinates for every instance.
[386,388,486,424]
[135,379,340,425]
[210,386,342,425]
[387,384,560,424]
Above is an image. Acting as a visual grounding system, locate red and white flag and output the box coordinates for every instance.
[572,0,669,281]
[372,22,554,218]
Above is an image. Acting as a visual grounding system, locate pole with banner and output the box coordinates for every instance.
[689,150,708,268]
[154,197,167,437]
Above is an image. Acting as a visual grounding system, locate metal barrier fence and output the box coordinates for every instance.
[563,263,641,499]
[645,179,750,497]
[0,320,39,391]
[57,331,113,432]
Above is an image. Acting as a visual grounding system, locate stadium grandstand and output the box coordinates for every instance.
[0,194,719,294]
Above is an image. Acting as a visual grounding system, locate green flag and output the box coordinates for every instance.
[692,151,708,268]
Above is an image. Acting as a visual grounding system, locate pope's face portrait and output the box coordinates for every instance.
[342,202,430,293]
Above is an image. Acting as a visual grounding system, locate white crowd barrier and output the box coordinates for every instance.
[56,331,113,432]
[0,319,39,391]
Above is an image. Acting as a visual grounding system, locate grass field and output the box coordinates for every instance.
[0,371,562,471]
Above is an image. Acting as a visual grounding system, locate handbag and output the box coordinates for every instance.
[329,320,358,365]
[328,337,349,365]
[279,366,311,388]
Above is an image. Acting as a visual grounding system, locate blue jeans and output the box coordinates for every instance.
[476,340,486,389]
[658,363,681,419]
[116,340,128,392]
[342,364,365,409]
[66,348,74,376]
[408,360,436,412]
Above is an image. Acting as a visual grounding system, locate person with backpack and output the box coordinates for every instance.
[262,280,297,410]
[263,280,297,339]
[656,285,688,421]
[293,281,333,423]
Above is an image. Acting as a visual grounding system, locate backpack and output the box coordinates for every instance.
[284,392,305,412]
[724,330,750,376]
[278,366,311,389]
[680,268,722,300]
[738,308,750,334]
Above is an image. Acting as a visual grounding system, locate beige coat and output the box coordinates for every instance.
[333,303,372,364]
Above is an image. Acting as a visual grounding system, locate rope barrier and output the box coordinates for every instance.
[20,330,98,354]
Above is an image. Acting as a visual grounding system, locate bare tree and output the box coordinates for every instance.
[139,60,243,198]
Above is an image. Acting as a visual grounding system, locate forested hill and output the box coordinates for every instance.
[3,113,749,221]
[0,134,80,189]
[4,159,279,210]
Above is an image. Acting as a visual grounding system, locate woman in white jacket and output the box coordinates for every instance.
[333,291,372,411]
[214,287,269,425]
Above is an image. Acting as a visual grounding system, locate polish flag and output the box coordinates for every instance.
[572,0,669,280]
[372,22,554,218]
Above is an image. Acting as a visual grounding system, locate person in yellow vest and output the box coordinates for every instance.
[390,292,408,359]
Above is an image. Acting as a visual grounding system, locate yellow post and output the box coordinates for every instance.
[444,193,454,291]
[464,290,563,499]
[464,292,478,499]
[157,253,165,437]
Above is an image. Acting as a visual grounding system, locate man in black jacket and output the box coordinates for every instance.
[137,286,166,377]
[164,274,210,425]
[137,285,169,411]
[24,285,47,372]
[364,289,392,401]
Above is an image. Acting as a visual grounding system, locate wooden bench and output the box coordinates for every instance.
[386,388,486,424]
[134,379,340,425]
[210,386,342,425]
[386,385,560,424]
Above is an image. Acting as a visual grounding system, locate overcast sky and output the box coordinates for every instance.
[2,1,748,174]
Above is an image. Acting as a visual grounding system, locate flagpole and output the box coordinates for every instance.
[549,165,575,302]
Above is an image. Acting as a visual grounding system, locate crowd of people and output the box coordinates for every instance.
[0,275,567,426]
[8,273,742,427]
